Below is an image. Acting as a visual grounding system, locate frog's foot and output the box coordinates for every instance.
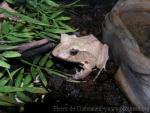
[72,68,91,80]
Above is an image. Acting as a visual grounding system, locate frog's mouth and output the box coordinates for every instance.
[74,63,84,73]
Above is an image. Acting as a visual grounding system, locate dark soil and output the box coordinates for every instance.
[22,0,143,113]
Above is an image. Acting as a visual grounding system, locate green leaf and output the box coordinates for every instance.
[15,69,24,87]
[39,53,50,67]
[44,32,60,39]
[1,57,7,61]
[39,70,47,87]
[4,0,15,4]
[53,20,59,28]
[0,73,3,78]
[46,60,53,68]
[24,87,48,94]
[58,21,75,31]
[50,11,63,19]
[48,28,74,34]
[33,56,41,65]
[0,77,9,86]
[46,69,68,79]
[9,68,22,79]
[65,0,80,7]
[45,0,59,7]
[0,60,10,69]
[1,20,9,34]
[41,14,49,24]
[0,100,15,106]
[0,93,18,105]
[14,23,24,29]
[16,92,32,102]
[10,32,35,38]
[0,45,18,51]
[56,16,71,21]
[23,74,32,87]
[6,35,28,42]
[0,8,15,18]
[0,71,5,78]
[0,86,24,93]
[30,66,37,79]
[2,51,21,58]
[18,13,49,26]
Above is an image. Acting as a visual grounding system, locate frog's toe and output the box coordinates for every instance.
[72,73,81,80]
[73,72,88,80]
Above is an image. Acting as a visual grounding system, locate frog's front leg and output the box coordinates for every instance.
[72,64,92,80]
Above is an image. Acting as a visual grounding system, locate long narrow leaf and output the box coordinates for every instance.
[45,69,68,79]
[56,16,71,21]
[45,0,59,7]
[2,51,21,58]
[39,70,47,87]
[50,11,63,19]
[24,87,48,94]
[1,20,9,34]
[39,53,50,67]
[10,32,35,38]
[15,69,24,87]
[41,13,49,24]
[46,60,53,68]
[30,66,37,79]
[0,60,10,69]
[18,14,49,26]
[23,74,32,87]
[16,92,32,102]
[0,93,18,105]
[0,101,15,106]
[0,71,5,78]
[33,56,42,65]
[0,78,9,86]
[0,45,18,51]
[0,86,24,93]
[10,68,22,79]
[48,28,74,34]
[6,35,28,42]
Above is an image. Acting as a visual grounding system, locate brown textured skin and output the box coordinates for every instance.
[52,34,109,80]
[103,0,150,111]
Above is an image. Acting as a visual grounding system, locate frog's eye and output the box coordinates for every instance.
[70,48,79,56]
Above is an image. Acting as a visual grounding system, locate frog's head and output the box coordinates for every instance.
[52,34,83,61]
